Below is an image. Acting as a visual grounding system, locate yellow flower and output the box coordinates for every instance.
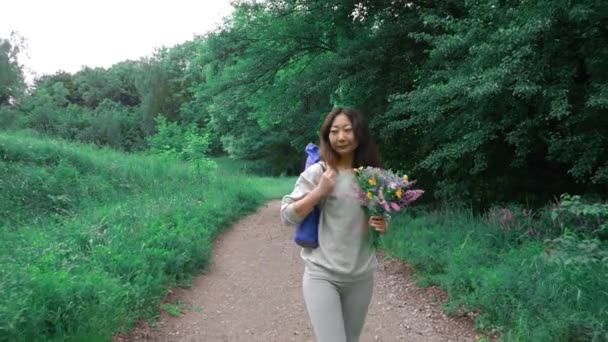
[367,192,373,199]
[402,174,408,182]
[395,187,402,198]
[368,176,376,186]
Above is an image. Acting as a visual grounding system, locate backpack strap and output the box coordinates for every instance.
[313,162,326,188]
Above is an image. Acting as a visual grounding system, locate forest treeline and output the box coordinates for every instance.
[1,0,607,207]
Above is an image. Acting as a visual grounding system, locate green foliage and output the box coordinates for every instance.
[0,131,294,341]
[0,105,19,129]
[81,100,144,150]
[545,232,608,269]
[182,125,214,176]
[383,0,608,206]
[16,79,146,151]
[74,66,125,108]
[0,131,165,224]
[551,194,608,238]
[146,116,184,156]
[187,1,428,175]
[161,302,182,317]
[0,33,25,106]
[3,2,608,339]
[382,196,608,341]
[146,116,216,176]
[33,71,84,106]
[6,0,608,206]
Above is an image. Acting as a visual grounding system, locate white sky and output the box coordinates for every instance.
[1,0,234,82]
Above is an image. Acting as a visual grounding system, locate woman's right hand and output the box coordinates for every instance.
[316,167,337,197]
[290,166,336,219]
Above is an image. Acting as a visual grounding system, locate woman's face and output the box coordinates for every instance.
[329,113,358,159]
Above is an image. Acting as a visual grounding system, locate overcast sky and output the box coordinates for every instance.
[1,0,234,82]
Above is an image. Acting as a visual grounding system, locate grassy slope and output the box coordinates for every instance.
[0,131,295,341]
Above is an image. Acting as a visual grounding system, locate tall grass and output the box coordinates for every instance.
[381,206,608,341]
[0,131,294,341]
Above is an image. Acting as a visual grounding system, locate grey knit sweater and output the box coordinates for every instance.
[280,163,377,281]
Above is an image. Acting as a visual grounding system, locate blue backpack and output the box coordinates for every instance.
[293,143,325,248]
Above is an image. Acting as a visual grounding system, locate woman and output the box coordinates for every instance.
[280,107,387,342]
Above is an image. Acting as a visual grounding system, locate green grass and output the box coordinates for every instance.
[380,207,608,341]
[0,131,294,341]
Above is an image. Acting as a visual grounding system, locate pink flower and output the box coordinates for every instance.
[390,202,400,211]
[382,200,391,212]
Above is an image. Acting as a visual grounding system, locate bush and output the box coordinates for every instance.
[146,115,216,176]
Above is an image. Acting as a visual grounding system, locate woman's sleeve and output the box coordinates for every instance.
[280,163,323,226]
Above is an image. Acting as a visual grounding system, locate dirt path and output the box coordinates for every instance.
[116,200,479,342]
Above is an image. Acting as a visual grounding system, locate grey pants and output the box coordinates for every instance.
[302,271,374,342]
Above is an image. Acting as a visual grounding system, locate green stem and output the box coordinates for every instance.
[370,228,381,249]
[368,208,384,249]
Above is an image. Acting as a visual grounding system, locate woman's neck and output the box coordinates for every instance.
[335,155,353,170]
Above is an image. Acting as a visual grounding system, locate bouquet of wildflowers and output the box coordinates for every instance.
[353,166,424,248]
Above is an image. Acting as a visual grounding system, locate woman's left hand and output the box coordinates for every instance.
[369,216,388,234]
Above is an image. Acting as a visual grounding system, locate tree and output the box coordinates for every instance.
[0,33,25,105]
[383,0,608,205]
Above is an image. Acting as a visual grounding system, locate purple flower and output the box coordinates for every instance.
[400,190,424,205]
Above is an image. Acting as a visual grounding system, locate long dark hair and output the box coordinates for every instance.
[319,107,383,169]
